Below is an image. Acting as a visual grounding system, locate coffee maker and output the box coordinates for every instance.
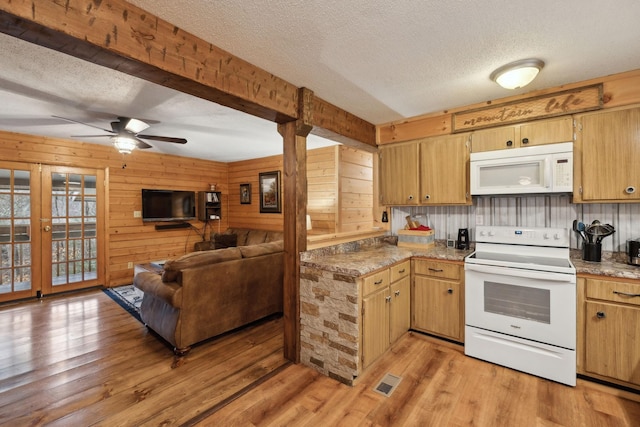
[628,239,640,265]
[456,228,469,250]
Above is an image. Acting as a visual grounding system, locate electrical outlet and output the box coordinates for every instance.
[133,210,142,218]
[127,262,134,269]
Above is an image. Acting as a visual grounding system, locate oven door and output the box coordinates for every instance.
[465,263,576,349]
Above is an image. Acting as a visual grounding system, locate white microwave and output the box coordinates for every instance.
[470,142,573,196]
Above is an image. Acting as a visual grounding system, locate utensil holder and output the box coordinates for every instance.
[583,242,602,262]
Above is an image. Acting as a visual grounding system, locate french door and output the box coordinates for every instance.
[0,162,105,302]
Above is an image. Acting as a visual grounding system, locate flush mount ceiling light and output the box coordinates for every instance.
[490,58,545,90]
[112,135,137,154]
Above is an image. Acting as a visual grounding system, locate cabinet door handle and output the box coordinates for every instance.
[374,279,383,285]
[506,140,513,147]
[596,311,606,319]
[428,268,443,272]
[424,194,431,200]
[398,269,405,274]
[408,195,414,200]
[625,186,636,194]
[447,288,453,294]
[613,290,640,297]
[522,137,529,144]
[394,290,400,296]
[385,296,392,303]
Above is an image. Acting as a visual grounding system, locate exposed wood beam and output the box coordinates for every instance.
[311,96,377,149]
[279,88,312,361]
[0,0,297,122]
[0,0,377,146]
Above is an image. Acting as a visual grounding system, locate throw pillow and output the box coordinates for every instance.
[213,233,237,249]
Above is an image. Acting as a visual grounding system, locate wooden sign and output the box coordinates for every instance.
[452,84,603,132]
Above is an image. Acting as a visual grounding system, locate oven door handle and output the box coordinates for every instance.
[465,264,575,283]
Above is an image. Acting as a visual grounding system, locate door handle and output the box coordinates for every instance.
[44,225,51,232]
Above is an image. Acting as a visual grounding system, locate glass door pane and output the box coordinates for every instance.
[0,167,33,299]
[50,172,99,287]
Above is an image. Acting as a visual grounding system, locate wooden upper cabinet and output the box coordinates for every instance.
[379,142,419,205]
[470,126,516,152]
[519,116,573,146]
[419,134,470,205]
[575,106,640,202]
[471,117,573,152]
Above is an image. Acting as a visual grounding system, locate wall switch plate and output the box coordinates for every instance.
[133,210,142,218]
[127,262,134,269]
[446,239,455,248]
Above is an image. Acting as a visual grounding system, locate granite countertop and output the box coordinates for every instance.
[300,241,472,277]
[301,241,640,281]
[570,250,640,280]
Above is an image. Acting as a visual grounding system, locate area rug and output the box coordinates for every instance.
[104,284,143,323]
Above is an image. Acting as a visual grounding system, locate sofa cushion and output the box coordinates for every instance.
[162,247,242,283]
[245,230,268,245]
[239,240,284,258]
[213,233,237,249]
[265,231,284,242]
[232,229,250,246]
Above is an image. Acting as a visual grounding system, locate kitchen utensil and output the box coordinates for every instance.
[585,222,615,241]
[572,220,585,243]
[577,221,587,242]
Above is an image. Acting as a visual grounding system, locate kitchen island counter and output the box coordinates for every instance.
[301,240,471,277]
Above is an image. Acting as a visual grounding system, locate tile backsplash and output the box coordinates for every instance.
[390,195,640,252]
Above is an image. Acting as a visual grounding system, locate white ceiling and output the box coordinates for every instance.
[2,0,640,161]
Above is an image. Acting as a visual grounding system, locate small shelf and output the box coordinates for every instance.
[198,191,221,222]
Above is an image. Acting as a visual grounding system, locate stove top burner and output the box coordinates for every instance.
[465,225,575,275]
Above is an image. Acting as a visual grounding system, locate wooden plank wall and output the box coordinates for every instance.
[338,146,374,232]
[307,146,338,234]
[0,130,227,287]
[227,155,284,231]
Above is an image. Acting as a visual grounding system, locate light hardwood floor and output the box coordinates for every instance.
[0,289,287,426]
[1,290,639,426]
[200,335,640,426]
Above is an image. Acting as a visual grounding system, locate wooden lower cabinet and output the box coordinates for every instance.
[411,259,464,342]
[580,277,640,389]
[361,260,411,368]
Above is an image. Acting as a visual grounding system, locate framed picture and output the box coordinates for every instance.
[240,183,251,204]
[259,171,281,213]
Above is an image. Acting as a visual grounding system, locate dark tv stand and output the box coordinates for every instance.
[155,222,191,230]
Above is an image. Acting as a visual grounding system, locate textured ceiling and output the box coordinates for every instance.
[2,0,640,161]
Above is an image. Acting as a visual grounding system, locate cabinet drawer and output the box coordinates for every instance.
[412,259,460,280]
[362,269,390,296]
[390,260,410,283]
[586,279,640,307]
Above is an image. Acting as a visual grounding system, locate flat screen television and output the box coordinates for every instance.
[141,189,196,222]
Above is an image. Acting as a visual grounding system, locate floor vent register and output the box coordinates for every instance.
[373,373,402,397]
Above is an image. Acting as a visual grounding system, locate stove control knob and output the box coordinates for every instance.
[488,230,495,237]
[479,231,486,237]
[554,233,561,240]
[543,233,550,239]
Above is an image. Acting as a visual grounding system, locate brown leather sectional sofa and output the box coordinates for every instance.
[133,229,284,362]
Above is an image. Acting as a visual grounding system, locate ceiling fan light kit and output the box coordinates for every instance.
[112,135,138,154]
[53,115,187,155]
[490,58,545,89]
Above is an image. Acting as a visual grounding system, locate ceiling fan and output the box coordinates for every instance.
[53,115,187,154]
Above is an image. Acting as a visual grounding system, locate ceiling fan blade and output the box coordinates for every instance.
[71,134,113,138]
[119,117,150,133]
[52,115,114,134]
[137,134,187,144]
[135,138,153,149]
